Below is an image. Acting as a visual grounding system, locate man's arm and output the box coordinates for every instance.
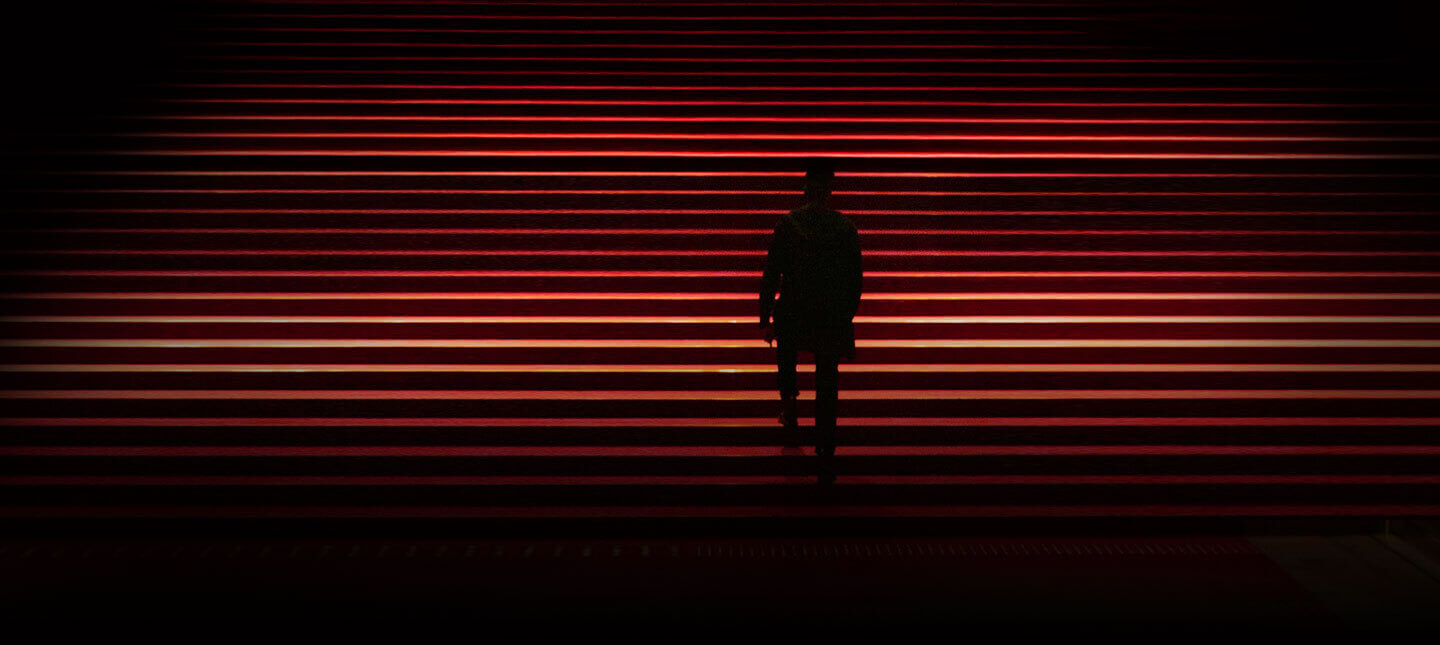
[844,224,862,320]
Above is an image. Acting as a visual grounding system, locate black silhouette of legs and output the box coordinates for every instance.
[814,352,839,457]
[777,339,840,484]
[776,338,798,400]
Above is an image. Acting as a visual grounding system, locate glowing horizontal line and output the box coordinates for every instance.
[200,36,1083,43]
[176,68,1314,77]
[201,54,1317,63]
[9,270,1434,277]
[225,1,1094,5]
[220,13,1098,21]
[226,24,1096,32]
[55,170,1439,178]
[168,98,1395,107]
[39,227,1427,234]
[109,150,1440,159]
[136,133,1434,142]
[139,116,1440,125]
[5,339,1438,349]
[4,417,1432,428]
[50,208,1429,216]
[227,2,1090,6]
[4,389,1439,401]
[65,189,1437,196]
[4,444,1439,459]
[8,364,1438,374]
[7,505,1434,519]
[8,475,1438,486]
[22,251,1434,259]
[173,84,1347,92]
[10,292,1437,301]
[10,315,1439,324]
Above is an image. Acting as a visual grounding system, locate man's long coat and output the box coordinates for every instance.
[759,202,863,360]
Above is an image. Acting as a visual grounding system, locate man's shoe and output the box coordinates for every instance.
[817,458,836,487]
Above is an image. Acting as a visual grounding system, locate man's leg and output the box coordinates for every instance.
[776,338,799,436]
[814,352,839,456]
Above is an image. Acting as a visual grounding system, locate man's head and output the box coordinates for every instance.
[804,157,835,204]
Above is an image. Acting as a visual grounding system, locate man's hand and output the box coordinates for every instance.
[761,323,776,346]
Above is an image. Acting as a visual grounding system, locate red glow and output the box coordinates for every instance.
[3,417,1434,428]
[4,390,1438,400]
[4,445,1438,456]
[9,0,1437,525]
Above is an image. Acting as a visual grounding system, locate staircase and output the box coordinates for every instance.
[3,0,1438,528]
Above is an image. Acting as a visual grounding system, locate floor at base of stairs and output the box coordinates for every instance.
[2,534,1438,639]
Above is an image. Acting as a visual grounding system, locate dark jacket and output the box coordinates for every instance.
[759,202,862,359]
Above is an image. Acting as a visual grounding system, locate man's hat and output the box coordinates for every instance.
[805,157,835,186]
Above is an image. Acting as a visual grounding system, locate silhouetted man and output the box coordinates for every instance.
[759,159,862,486]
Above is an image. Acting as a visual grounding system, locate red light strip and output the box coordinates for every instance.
[165,98,1396,107]
[137,116,1440,124]
[200,34,1085,39]
[180,69,1311,77]
[219,13,1100,21]
[10,315,1439,323]
[229,1,1095,6]
[8,270,1435,277]
[3,417,1433,428]
[56,190,1440,196]
[6,364,1437,373]
[11,292,1439,301]
[54,170,1440,177]
[33,227,1428,236]
[3,445,1437,456]
[6,339,1435,348]
[36,227,1432,234]
[3,390,1438,400]
[4,475,1436,486]
[20,251,1434,259]
[197,55,1343,63]
[3,506,1433,518]
[46,208,1433,216]
[119,133,1440,141]
[167,83,1374,92]
[101,151,1440,159]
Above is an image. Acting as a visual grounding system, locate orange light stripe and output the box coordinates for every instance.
[3,389,1438,400]
[9,315,1440,323]
[50,170,1440,178]
[4,417,1434,428]
[6,364,1439,373]
[110,150,1440,159]
[129,133,1437,142]
[6,339,1437,348]
[48,208,1433,216]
